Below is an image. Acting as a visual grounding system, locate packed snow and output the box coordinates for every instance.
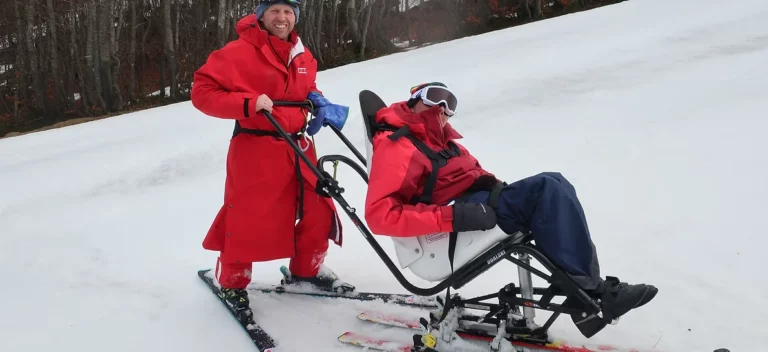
[2,0,766,351]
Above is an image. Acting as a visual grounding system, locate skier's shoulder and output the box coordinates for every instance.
[207,38,256,64]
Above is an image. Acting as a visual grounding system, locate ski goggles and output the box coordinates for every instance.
[411,85,458,117]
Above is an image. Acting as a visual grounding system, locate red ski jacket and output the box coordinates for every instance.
[191,15,342,264]
[364,102,495,237]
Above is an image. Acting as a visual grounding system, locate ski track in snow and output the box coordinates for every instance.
[2,0,767,351]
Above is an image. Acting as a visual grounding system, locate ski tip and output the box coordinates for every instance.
[337,331,372,345]
[197,268,212,277]
[338,331,363,343]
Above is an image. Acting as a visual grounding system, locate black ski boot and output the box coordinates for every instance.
[280,265,356,294]
[564,276,657,338]
[595,276,657,322]
[220,287,254,324]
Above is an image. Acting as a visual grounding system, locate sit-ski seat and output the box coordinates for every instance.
[360,91,524,282]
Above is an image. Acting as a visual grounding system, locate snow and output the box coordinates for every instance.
[1,0,767,351]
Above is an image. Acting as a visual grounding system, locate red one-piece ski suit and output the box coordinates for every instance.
[191,15,343,289]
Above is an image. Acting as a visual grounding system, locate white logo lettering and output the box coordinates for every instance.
[486,250,506,265]
[298,68,307,74]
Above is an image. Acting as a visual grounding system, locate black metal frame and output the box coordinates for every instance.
[265,100,602,339]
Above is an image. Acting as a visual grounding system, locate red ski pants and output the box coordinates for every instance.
[215,183,333,289]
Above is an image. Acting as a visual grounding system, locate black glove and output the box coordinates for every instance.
[467,175,501,192]
[452,202,497,232]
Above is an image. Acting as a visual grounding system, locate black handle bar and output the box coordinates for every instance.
[272,100,313,108]
[267,100,367,167]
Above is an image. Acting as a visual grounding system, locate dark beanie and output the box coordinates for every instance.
[256,1,300,24]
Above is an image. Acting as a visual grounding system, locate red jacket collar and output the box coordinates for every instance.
[235,14,305,72]
[376,101,463,148]
[236,14,299,47]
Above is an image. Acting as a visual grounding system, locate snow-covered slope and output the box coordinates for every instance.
[2,0,766,351]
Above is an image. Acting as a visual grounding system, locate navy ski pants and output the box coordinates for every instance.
[461,172,601,289]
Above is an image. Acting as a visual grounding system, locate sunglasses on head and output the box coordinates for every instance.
[416,86,458,117]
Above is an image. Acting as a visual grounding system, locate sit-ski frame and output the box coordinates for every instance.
[261,100,604,343]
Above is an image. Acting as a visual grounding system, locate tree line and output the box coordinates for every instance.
[0,0,626,137]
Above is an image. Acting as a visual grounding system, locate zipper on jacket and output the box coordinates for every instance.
[283,52,304,96]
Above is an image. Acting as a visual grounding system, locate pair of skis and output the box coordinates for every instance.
[197,268,439,352]
[341,309,644,352]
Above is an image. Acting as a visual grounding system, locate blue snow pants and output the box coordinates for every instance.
[461,172,601,289]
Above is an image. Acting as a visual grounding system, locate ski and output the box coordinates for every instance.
[238,266,439,309]
[340,329,642,352]
[250,283,438,308]
[339,331,509,352]
[359,310,425,330]
[197,269,278,352]
[352,309,666,352]
[338,332,415,352]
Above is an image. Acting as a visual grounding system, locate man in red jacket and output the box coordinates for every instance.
[191,0,352,323]
[364,82,657,325]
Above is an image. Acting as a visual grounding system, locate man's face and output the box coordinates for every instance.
[414,101,450,127]
[261,4,296,40]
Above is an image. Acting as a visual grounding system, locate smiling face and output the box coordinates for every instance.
[260,4,296,40]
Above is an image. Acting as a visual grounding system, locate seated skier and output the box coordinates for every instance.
[363,82,658,325]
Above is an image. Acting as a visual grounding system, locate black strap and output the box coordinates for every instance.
[488,181,504,209]
[232,120,302,139]
[295,150,304,220]
[386,124,410,140]
[420,159,441,204]
[410,138,460,204]
[384,125,461,205]
[436,230,459,324]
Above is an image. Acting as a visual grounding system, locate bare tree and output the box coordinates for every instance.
[164,0,178,100]
[13,0,30,121]
[218,0,229,48]
[129,0,137,102]
[26,0,47,117]
[359,0,373,59]
[46,0,63,111]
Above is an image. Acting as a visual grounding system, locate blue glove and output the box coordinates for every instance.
[306,91,349,136]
